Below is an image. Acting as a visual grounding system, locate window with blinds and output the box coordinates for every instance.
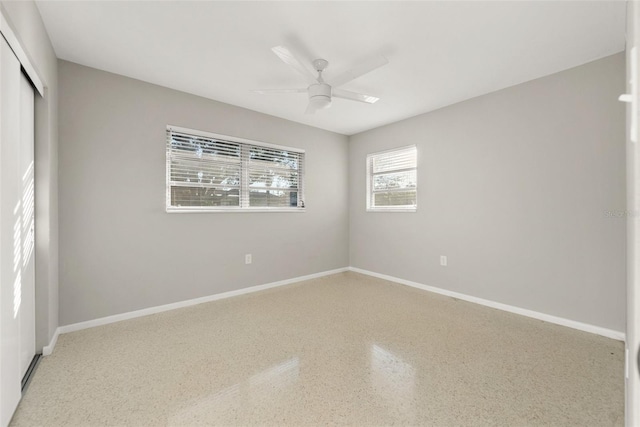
[366,146,417,211]
[166,126,305,212]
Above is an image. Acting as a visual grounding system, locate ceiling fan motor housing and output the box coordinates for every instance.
[308,83,332,109]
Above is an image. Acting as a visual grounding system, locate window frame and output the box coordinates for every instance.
[366,145,417,213]
[166,125,306,213]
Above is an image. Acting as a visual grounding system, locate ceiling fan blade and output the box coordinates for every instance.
[271,45,317,83]
[252,89,307,94]
[329,55,388,88]
[333,88,380,104]
[305,102,318,115]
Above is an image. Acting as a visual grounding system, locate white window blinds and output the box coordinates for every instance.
[166,126,305,212]
[367,146,417,211]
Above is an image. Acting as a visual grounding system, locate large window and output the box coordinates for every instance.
[166,126,305,212]
[366,146,417,212]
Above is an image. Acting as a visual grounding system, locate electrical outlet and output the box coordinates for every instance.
[245,254,252,265]
[440,255,447,267]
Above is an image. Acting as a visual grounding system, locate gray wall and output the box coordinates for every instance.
[58,61,349,326]
[349,53,626,333]
[59,53,626,333]
[1,1,59,350]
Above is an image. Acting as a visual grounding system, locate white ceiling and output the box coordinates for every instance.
[36,1,626,136]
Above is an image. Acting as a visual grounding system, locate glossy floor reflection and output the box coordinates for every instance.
[11,272,623,426]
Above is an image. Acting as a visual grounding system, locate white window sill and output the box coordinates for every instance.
[367,208,417,213]
[166,207,306,213]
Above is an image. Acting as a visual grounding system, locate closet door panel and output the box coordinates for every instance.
[0,37,23,427]
[18,72,35,378]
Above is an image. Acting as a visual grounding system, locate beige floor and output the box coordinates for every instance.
[11,272,623,426]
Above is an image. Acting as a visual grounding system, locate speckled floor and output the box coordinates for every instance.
[11,272,623,426]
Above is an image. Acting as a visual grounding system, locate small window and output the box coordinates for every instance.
[366,146,417,212]
[166,126,305,212]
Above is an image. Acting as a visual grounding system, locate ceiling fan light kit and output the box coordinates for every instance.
[253,45,388,115]
[308,83,332,110]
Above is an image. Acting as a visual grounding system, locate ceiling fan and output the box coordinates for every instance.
[253,46,388,114]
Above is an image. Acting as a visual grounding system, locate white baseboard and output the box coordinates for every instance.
[42,327,60,356]
[349,267,626,342]
[44,267,349,354]
[43,265,623,357]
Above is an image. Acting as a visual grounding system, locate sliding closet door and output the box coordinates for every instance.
[0,36,24,427]
[18,71,35,379]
